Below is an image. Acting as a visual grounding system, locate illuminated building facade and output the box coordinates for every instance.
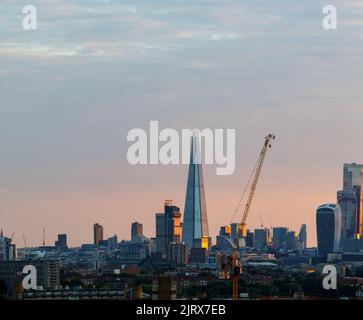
[182,134,210,251]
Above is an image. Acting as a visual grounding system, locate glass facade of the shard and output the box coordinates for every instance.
[182,134,209,251]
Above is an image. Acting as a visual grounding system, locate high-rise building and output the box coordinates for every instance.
[337,163,363,246]
[165,200,182,245]
[155,201,182,259]
[286,231,300,250]
[182,133,209,251]
[93,223,104,246]
[254,228,269,249]
[230,223,243,239]
[54,234,68,251]
[298,224,307,249]
[219,226,231,237]
[272,227,288,250]
[131,222,143,240]
[246,230,255,247]
[155,213,166,256]
[107,234,118,251]
[316,204,342,256]
[338,189,356,241]
[0,234,15,261]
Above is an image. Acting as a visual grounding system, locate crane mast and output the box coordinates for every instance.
[228,134,275,300]
[240,134,275,235]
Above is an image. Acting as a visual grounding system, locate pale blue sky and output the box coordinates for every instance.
[0,1,363,246]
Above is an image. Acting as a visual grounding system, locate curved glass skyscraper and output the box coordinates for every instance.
[182,133,209,251]
[316,204,342,256]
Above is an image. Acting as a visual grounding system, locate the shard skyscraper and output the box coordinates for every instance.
[182,133,210,251]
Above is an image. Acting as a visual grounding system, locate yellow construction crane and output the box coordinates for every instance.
[234,134,275,238]
[230,251,240,300]
[219,251,240,300]
[229,134,275,300]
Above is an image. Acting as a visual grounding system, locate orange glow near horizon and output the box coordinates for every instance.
[0,163,339,249]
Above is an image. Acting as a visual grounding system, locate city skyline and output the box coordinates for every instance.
[1,1,363,247]
[2,161,359,251]
[0,161,360,248]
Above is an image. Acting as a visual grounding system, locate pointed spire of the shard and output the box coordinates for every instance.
[182,131,209,251]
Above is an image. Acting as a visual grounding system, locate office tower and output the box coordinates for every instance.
[254,228,269,249]
[230,223,238,238]
[246,230,255,247]
[182,133,209,251]
[155,201,182,259]
[338,189,356,242]
[93,223,104,246]
[316,204,342,256]
[131,222,143,240]
[155,213,166,256]
[272,227,288,250]
[0,234,14,261]
[150,237,156,253]
[219,226,231,237]
[54,234,68,251]
[165,200,182,244]
[298,224,307,249]
[286,231,300,250]
[337,163,363,245]
[107,235,118,251]
[230,223,243,239]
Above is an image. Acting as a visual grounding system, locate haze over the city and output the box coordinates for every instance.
[1,0,363,247]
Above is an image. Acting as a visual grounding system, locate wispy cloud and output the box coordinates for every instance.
[209,33,241,41]
[0,0,269,60]
[1,0,363,246]
[0,188,19,195]
[0,41,175,58]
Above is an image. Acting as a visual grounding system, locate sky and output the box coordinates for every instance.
[1,0,363,247]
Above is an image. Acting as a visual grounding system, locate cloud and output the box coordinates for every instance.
[209,33,241,40]
[0,41,175,59]
[0,188,19,195]
[340,19,363,26]
[0,43,82,57]
[0,0,264,60]
[1,0,363,247]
